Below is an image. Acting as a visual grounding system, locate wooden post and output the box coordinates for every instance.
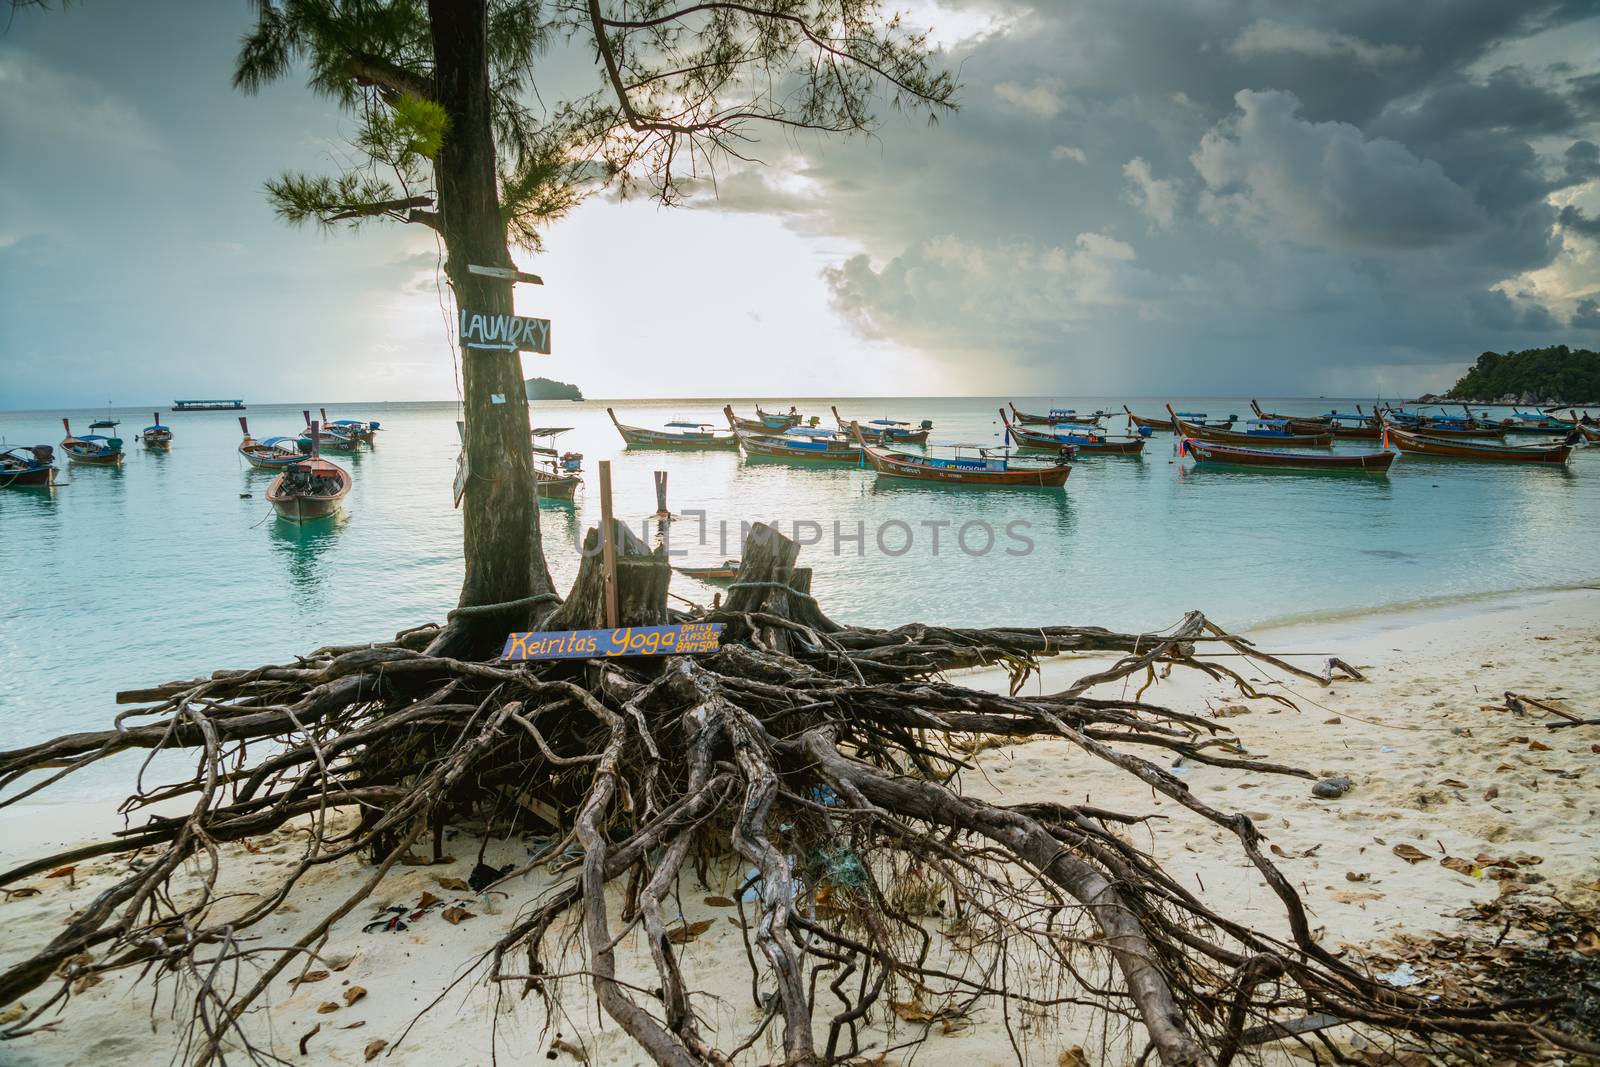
[653,470,670,520]
[598,460,620,628]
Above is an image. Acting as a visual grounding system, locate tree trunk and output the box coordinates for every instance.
[429,0,553,652]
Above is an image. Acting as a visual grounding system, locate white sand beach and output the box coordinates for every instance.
[2,587,1596,1066]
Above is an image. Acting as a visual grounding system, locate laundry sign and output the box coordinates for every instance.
[459,309,551,354]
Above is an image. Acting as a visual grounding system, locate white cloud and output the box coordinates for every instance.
[1051,145,1087,164]
[1122,158,1182,229]
[1229,19,1419,66]
[824,231,1167,358]
[1192,90,1485,250]
[0,51,161,154]
[995,79,1065,120]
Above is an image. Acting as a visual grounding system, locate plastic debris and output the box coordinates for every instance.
[1377,963,1423,988]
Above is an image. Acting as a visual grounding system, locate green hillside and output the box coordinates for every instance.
[525,376,584,401]
[1443,346,1600,404]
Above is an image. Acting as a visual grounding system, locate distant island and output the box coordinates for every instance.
[525,376,583,401]
[1428,345,1599,405]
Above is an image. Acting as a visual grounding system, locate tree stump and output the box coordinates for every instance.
[545,520,670,631]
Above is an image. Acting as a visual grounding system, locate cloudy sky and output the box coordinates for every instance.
[2,0,1598,408]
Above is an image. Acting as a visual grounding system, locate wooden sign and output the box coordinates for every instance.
[459,309,551,354]
[468,263,544,285]
[501,623,722,662]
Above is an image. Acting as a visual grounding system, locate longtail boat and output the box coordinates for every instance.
[1481,408,1578,437]
[0,445,57,488]
[850,422,1070,487]
[1386,427,1575,464]
[1181,438,1394,473]
[756,404,803,430]
[674,560,741,583]
[1250,400,1332,436]
[1001,409,1145,454]
[726,406,803,432]
[831,405,930,444]
[1568,411,1600,443]
[60,419,124,465]
[1123,405,1175,432]
[1325,408,1382,439]
[299,410,360,453]
[531,427,582,500]
[267,424,352,521]
[238,417,305,470]
[608,408,738,450]
[1381,407,1502,438]
[1124,405,1237,433]
[140,413,173,449]
[320,407,381,443]
[1008,402,1105,426]
[1166,406,1331,447]
[728,413,862,464]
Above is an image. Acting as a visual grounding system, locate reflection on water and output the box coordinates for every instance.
[270,513,347,596]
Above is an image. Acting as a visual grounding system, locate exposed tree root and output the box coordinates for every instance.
[0,524,1592,1066]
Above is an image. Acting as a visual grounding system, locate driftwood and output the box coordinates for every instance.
[0,523,1593,1067]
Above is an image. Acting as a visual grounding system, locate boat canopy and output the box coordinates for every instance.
[868,418,910,426]
[1245,418,1289,426]
[529,426,573,437]
[783,426,836,438]
[260,436,300,450]
[665,420,713,428]
[1047,408,1077,418]
[1173,411,1209,418]
[143,423,170,432]
[1326,412,1369,421]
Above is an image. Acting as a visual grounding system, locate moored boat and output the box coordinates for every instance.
[60,419,124,465]
[1250,400,1333,436]
[0,445,58,488]
[320,408,381,443]
[1324,408,1382,439]
[850,422,1070,487]
[1386,427,1575,464]
[1009,402,1106,426]
[1001,409,1145,453]
[1181,437,1394,472]
[267,424,352,521]
[238,417,305,470]
[140,413,173,449]
[726,407,862,463]
[674,560,742,582]
[531,426,583,500]
[173,399,245,411]
[1166,406,1332,447]
[1568,411,1600,443]
[608,408,738,450]
[1381,407,1502,438]
[299,410,360,453]
[831,405,931,444]
[1124,405,1237,433]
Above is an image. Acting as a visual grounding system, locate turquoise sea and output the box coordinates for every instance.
[2,397,1596,799]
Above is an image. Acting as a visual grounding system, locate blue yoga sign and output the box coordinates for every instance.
[501,623,723,662]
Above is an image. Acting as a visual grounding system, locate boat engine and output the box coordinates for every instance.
[919,419,934,430]
[30,445,54,463]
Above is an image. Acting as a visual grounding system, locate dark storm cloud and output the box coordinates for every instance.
[730,0,1600,392]
[1559,204,1600,237]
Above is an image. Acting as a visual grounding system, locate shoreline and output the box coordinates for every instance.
[2,587,1596,1065]
[2,584,1593,857]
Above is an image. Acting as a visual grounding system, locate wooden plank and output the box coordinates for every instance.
[500,623,723,661]
[598,460,619,629]
[467,263,544,285]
